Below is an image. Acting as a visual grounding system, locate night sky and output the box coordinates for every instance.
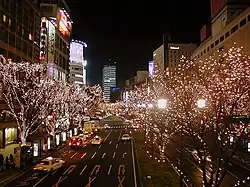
[65,0,210,87]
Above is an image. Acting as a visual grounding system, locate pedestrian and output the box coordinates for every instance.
[9,153,14,167]
[5,156,9,169]
[0,153,3,171]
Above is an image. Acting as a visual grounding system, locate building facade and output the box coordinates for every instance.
[69,40,87,85]
[192,1,250,61]
[0,0,41,63]
[102,64,116,102]
[39,0,72,81]
[153,43,197,74]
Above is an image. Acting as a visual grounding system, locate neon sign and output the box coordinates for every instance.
[57,9,72,40]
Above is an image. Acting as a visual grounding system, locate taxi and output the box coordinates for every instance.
[33,157,65,172]
[91,136,103,145]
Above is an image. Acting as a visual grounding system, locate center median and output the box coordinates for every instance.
[133,131,180,187]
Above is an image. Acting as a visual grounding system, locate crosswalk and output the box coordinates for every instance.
[103,125,138,129]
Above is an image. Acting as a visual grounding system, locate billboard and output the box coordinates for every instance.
[148,61,154,77]
[70,41,84,64]
[57,8,72,40]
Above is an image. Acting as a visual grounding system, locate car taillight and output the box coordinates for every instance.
[39,163,44,165]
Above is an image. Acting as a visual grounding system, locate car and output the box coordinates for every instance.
[91,136,103,145]
[121,134,131,141]
[33,157,65,172]
[103,124,110,129]
[69,136,87,148]
[191,150,211,163]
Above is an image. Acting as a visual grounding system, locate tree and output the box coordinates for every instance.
[0,61,56,145]
[125,46,250,186]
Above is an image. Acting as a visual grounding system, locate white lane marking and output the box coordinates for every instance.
[63,165,76,175]
[131,139,138,187]
[122,152,127,158]
[98,144,102,148]
[109,141,112,144]
[176,148,180,153]
[108,165,112,175]
[79,165,87,175]
[187,158,210,179]
[33,174,49,187]
[52,169,58,175]
[91,165,100,175]
[104,130,112,141]
[102,152,106,158]
[116,144,118,149]
[70,152,78,159]
[81,153,87,159]
[118,129,123,141]
[113,152,116,158]
[231,159,250,172]
[91,152,96,159]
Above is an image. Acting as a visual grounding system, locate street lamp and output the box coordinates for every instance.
[197,99,206,108]
[157,99,167,109]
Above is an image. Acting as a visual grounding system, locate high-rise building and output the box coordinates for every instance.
[39,0,72,81]
[69,40,87,85]
[102,63,116,102]
[153,43,197,74]
[0,0,41,63]
[192,0,250,61]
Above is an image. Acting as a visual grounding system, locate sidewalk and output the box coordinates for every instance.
[0,144,66,187]
[0,143,19,158]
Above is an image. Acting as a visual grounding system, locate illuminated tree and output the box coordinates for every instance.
[0,61,55,145]
[126,46,250,186]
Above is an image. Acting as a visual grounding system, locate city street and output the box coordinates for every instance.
[5,125,138,187]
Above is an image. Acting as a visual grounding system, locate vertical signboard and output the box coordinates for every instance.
[211,0,226,19]
[148,61,154,77]
[40,17,47,61]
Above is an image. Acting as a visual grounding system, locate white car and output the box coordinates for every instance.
[103,124,110,129]
[33,157,65,172]
[91,136,103,145]
[121,134,131,141]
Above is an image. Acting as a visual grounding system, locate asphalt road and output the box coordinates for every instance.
[165,135,250,187]
[5,125,138,187]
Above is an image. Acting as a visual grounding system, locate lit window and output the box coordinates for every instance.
[8,19,11,26]
[3,15,6,22]
[29,33,32,40]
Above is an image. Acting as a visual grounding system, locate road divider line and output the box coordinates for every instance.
[52,169,58,175]
[116,144,118,148]
[187,158,210,179]
[232,159,250,172]
[91,152,96,159]
[113,152,116,159]
[98,144,102,148]
[109,141,112,144]
[104,130,112,141]
[91,165,100,175]
[33,174,49,187]
[102,152,106,158]
[108,165,112,175]
[81,153,87,159]
[79,165,88,175]
[131,139,138,187]
[118,129,123,141]
[70,152,78,159]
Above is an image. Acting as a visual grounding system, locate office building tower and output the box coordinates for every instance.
[102,64,116,102]
[69,40,87,85]
[0,0,40,63]
[39,0,72,81]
